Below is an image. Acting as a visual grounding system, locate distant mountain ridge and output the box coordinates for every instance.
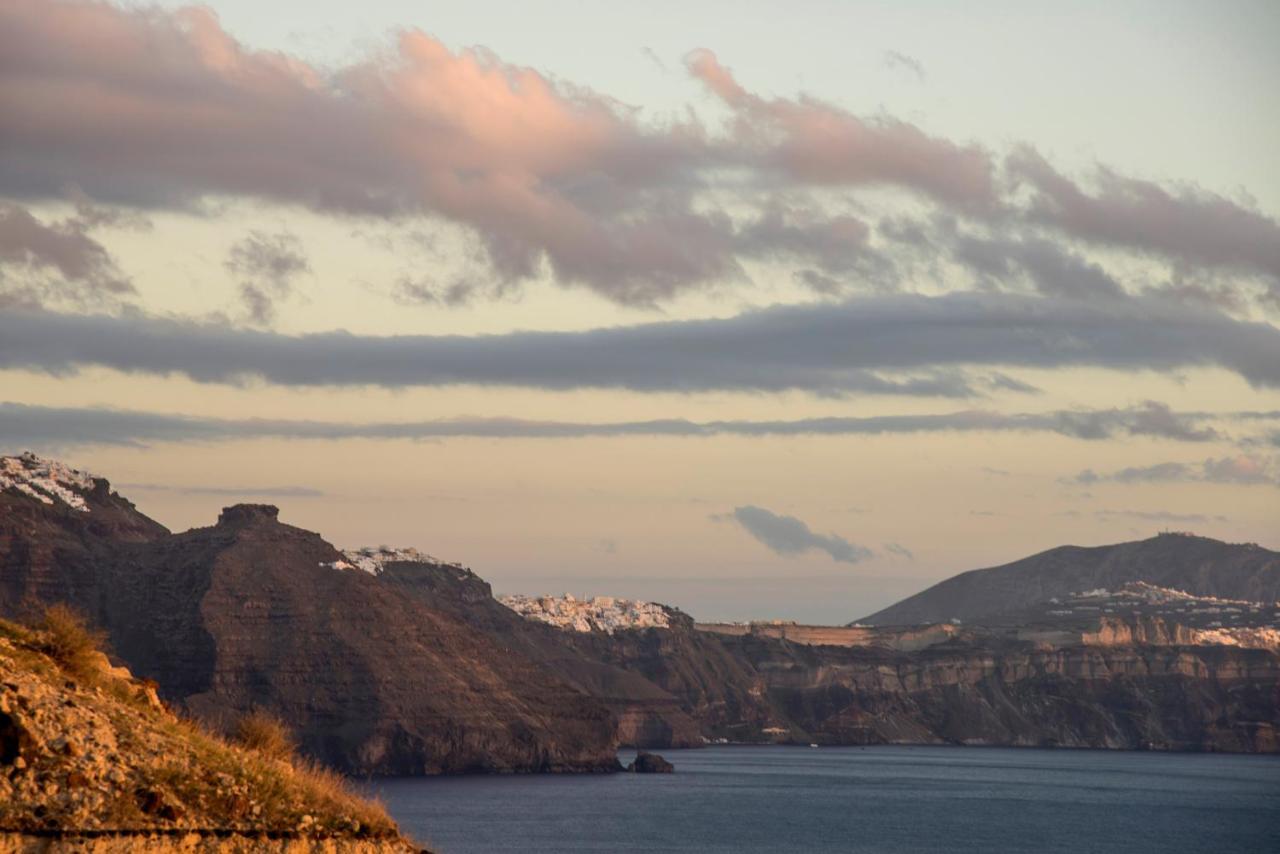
[859,533,1280,626]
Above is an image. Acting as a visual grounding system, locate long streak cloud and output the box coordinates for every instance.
[2,294,1278,394]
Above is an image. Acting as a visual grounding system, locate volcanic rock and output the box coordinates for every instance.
[626,751,674,773]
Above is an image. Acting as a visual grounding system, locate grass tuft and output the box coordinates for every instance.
[38,603,108,682]
[234,709,297,763]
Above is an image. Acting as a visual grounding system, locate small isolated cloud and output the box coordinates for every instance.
[727,505,873,564]
[883,50,926,81]
[883,542,915,561]
[224,230,310,324]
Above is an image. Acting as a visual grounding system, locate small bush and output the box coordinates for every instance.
[235,710,296,763]
[39,603,107,681]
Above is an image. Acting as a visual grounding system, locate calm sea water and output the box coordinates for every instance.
[372,746,1280,854]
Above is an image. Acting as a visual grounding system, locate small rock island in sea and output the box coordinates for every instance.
[627,752,675,773]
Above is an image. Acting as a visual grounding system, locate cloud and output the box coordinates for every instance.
[1071,455,1279,487]
[954,233,1125,300]
[1091,509,1226,524]
[1008,146,1280,283]
[0,203,133,306]
[0,0,726,304]
[1049,401,1218,442]
[883,51,925,82]
[1,2,1275,311]
[224,230,310,323]
[2,292,1278,393]
[728,505,873,564]
[117,482,323,497]
[685,48,995,208]
[883,542,915,561]
[0,400,1242,450]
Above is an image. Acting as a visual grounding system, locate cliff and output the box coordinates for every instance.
[0,456,620,776]
[6,453,1277,764]
[860,533,1280,626]
[103,506,619,775]
[373,559,710,749]
[708,632,1280,752]
[0,611,423,853]
[0,455,168,618]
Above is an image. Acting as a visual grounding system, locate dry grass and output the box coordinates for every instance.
[2,609,404,841]
[235,709,297,762]
[291,757,399,835]
[38,603,108,682]
[223,710,397,835]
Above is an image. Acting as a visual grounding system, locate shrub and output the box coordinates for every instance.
[39,603,107,681]
[234,709,296,763]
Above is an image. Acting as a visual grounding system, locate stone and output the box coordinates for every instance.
[627,751,674,773]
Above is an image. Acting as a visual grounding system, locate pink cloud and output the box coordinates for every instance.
[1008,146,1280,282]
[685,49,996,207]
[0,2,1276,309]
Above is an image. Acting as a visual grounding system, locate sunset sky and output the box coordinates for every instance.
[2,0,1277,622]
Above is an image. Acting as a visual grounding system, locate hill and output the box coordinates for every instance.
[0,608,422,851]
[859,533,1280,626]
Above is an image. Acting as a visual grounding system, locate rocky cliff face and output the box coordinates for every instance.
[101,507,619,775]
[706,632,1280,752]
[0,457,168,619]
[374,559,710,749]
[0,462,620,776]
[556,612,794,744]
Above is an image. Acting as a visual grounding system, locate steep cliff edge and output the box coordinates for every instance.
[0,454,168,618]
[705,632,1280,752]
[0,457,620,776]
[93,505,620,775]
[373,559,710,749]
[0,612,423,853]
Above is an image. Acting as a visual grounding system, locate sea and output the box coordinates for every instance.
[372,745,1280,854]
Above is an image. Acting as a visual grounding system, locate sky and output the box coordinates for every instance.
[1,0,1278,623]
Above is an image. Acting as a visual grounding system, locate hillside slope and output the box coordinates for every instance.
[860,533,1280,626]
[0,612,422,852]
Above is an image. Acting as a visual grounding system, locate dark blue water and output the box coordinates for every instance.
[372,746,1280,854]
